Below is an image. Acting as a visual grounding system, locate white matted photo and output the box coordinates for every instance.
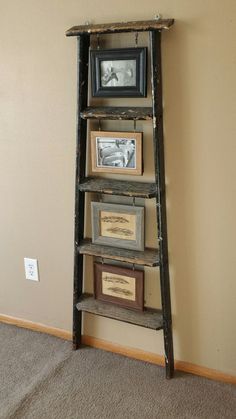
[91,131,142,175]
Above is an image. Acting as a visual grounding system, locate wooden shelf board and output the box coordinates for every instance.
[77,294,163,330]
[66,19,174,36]
[81,107,153,121]
[78,239,160,267]
[78,177,157,198]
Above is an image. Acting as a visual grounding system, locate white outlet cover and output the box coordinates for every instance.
[24,258,39,281]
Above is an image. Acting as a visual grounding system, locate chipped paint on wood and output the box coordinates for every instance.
[81,107,153,121]
[68,22,174,378]
[78,177,158,198]
[78,239,160,267]
[77,294,163,329]
[73,34,90,349]
[66,19,174,36]
[150,30,174,378]
[153,116,157,129]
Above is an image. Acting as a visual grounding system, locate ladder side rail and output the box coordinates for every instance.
[149,29,174,378]
[73,34,90,349]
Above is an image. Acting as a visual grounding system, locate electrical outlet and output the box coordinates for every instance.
[24,258,39,281]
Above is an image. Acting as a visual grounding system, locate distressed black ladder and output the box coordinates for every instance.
[66,19,175,379]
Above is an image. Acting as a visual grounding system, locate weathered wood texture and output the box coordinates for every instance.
[150,30,174,378]
[66,19,174,36]
[76,294,163,330]
[81,107,153,121]
[78,177,157,198]
[67,20,175,379]
[78,239,160,267]
[73,34,90,349]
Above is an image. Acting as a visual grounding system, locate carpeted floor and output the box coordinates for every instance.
[0,323,235,419]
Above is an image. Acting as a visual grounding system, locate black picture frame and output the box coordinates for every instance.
[90,47,147,98]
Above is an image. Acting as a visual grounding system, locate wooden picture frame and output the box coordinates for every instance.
[90,131,143,175]
[94,262,144,311]
[90,47,147,97]
[91,202,144,251]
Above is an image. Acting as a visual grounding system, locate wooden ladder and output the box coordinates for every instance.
[66,18,175,378]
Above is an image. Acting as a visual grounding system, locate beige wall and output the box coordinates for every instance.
[1,1,236,376]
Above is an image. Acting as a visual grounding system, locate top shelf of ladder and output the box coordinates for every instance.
[66,19,174,37]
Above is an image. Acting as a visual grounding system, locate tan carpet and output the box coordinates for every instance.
[0,323,235,419]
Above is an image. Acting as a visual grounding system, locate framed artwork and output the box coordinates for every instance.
[90,130,142,175]
[90,47,147,97]
[91,202,144,251]
[94,262,144,311]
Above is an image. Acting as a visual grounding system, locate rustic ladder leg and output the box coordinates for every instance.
[73,34,90,349]
[150,30,174,378]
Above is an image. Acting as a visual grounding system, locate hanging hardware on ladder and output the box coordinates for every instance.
[133,120,136,132]
[132,263,135,271]
[132,197,135,206]
[154,13,162,21]
[97,34,100,49]
[135,32,139,47]
[98,119,101,131]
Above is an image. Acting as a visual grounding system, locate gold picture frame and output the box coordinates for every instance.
[91,131,143,175]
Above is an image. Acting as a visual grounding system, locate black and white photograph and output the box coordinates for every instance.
[100,59,136,87]
[91,131,142,175]
[96,137,135,168]
[90,47,147,97]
